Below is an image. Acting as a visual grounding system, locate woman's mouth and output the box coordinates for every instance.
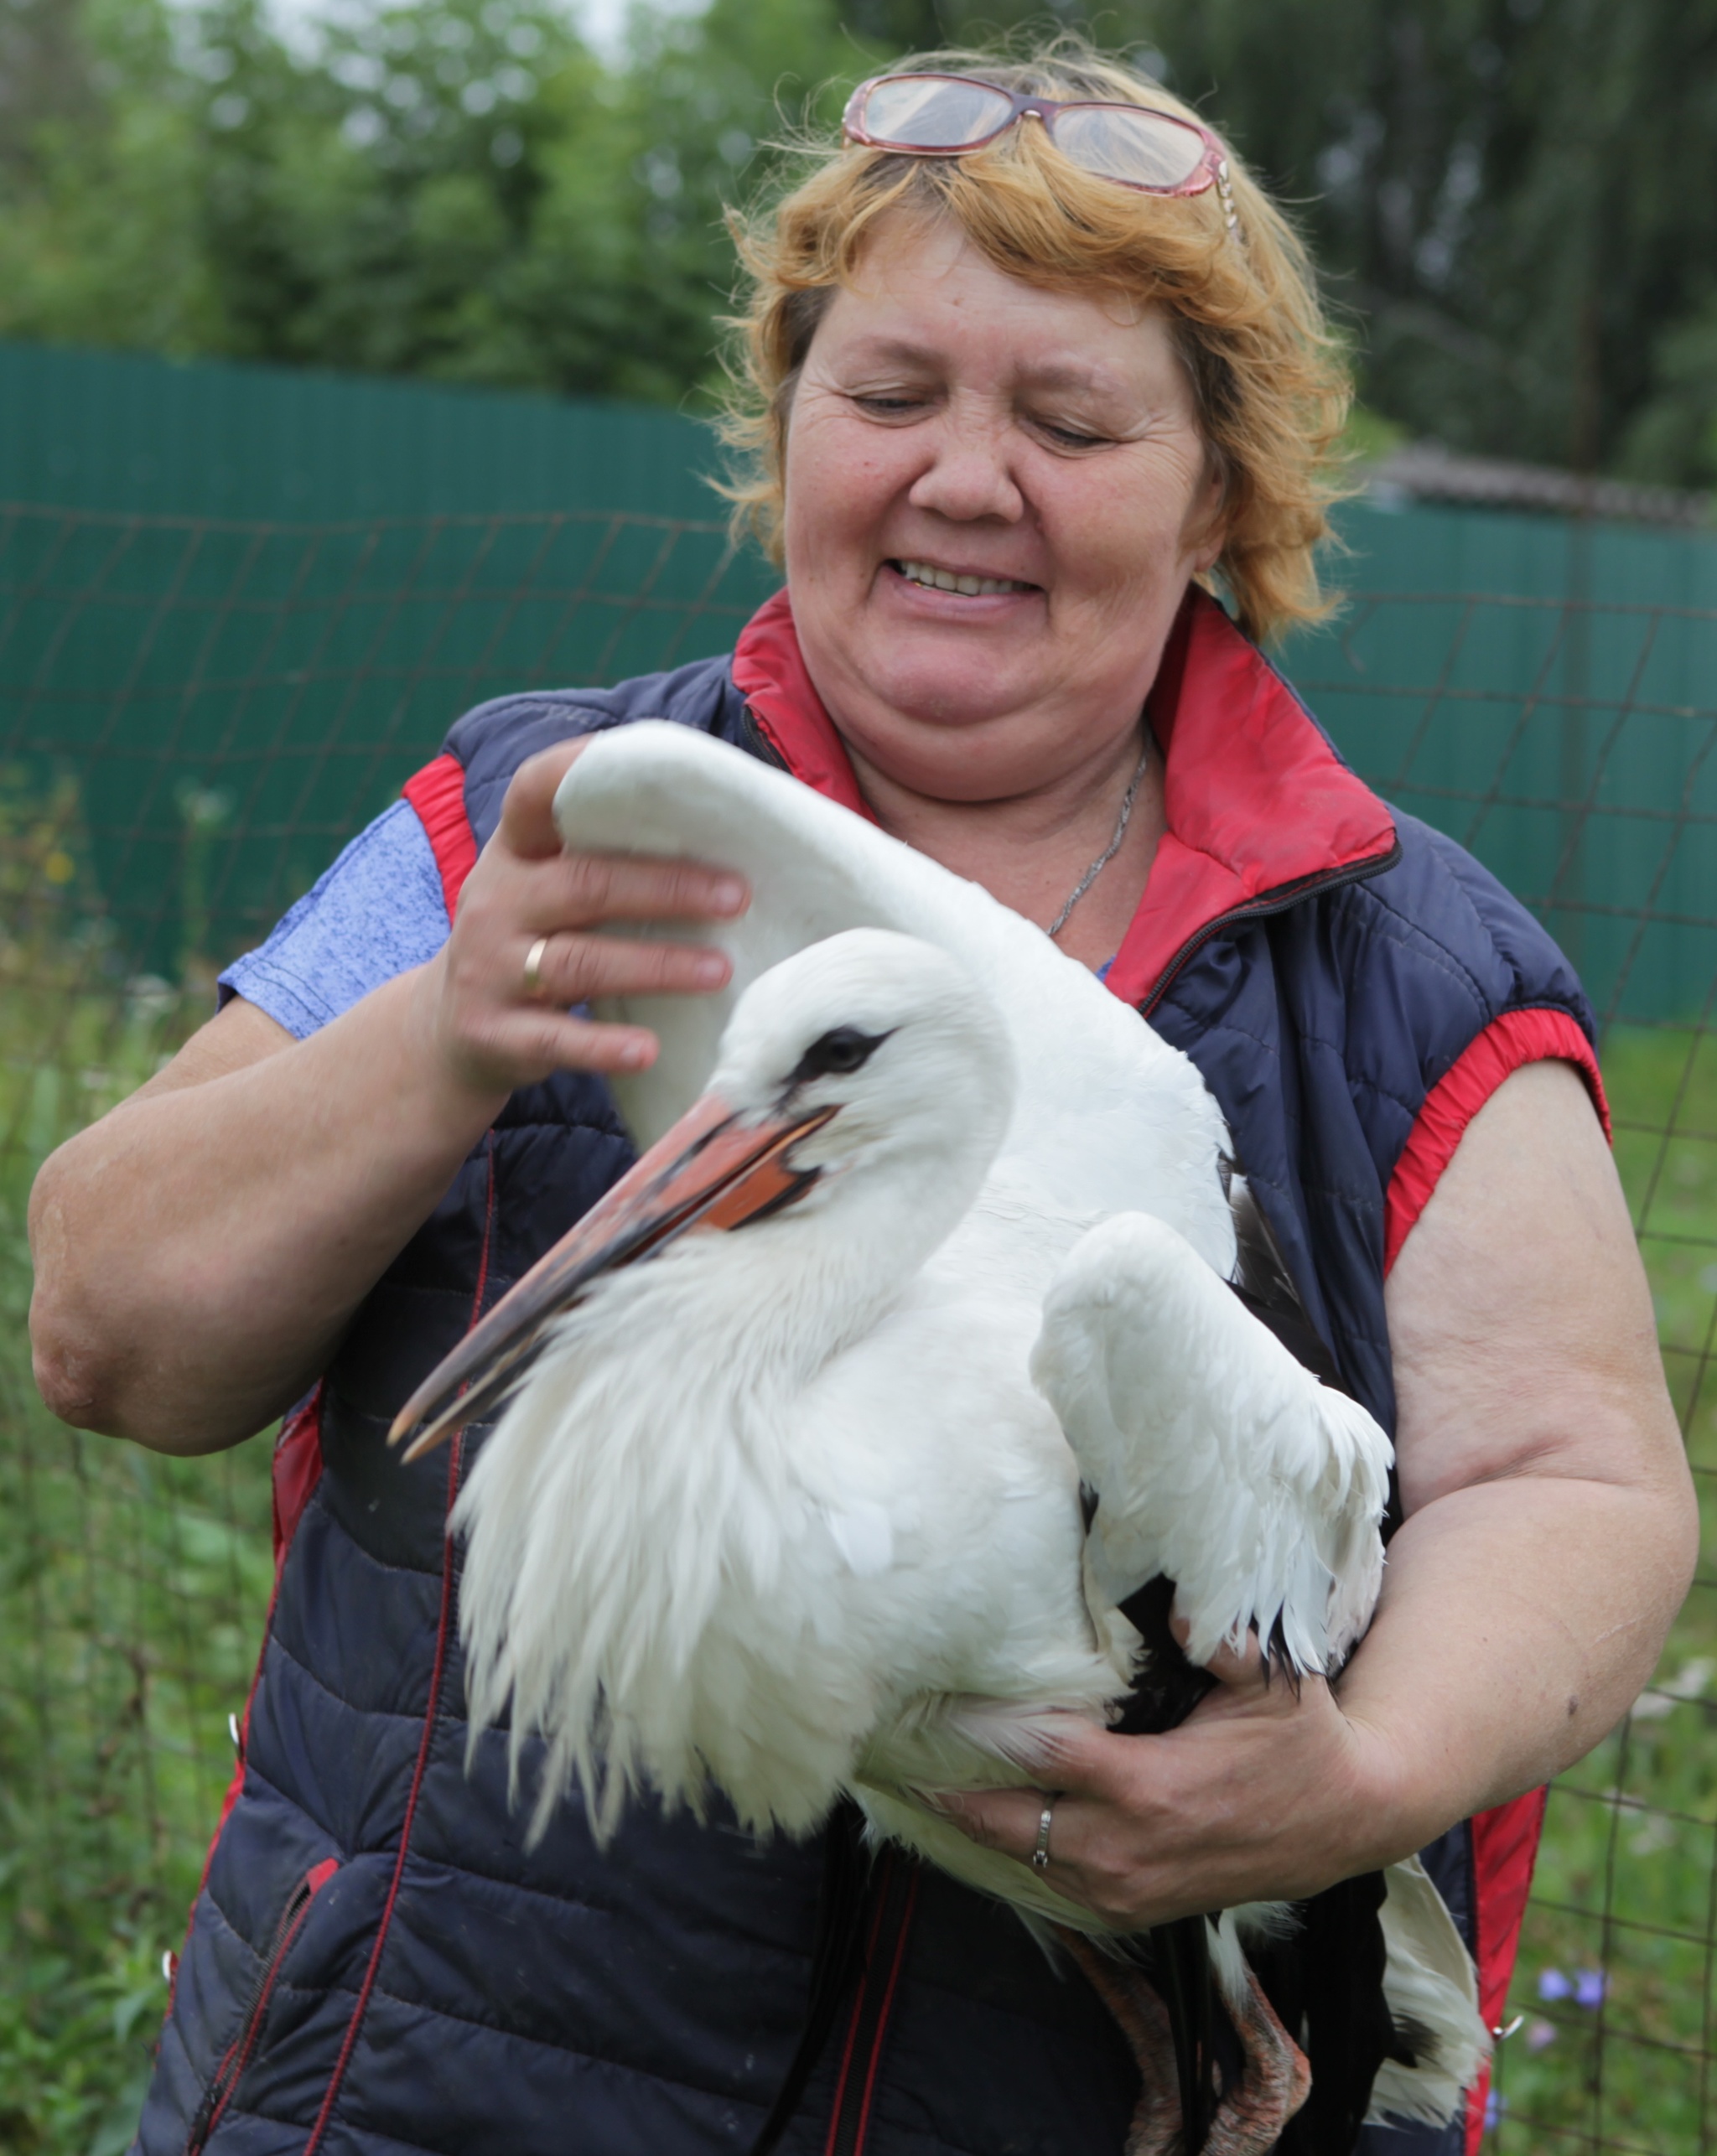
[890,559,1038,598]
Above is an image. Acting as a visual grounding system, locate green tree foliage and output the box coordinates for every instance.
[0,0,867,403]
[0,0,1714,481]
[1147,0,1717,485]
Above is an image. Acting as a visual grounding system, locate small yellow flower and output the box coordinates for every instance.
[44,850,75,885]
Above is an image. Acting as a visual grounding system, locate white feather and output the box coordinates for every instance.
[1369,1859,1492,2124]
[1032,1212,1391,1673]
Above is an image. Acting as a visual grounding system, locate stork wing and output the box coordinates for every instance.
[1030,1211,1392,1675]
[553,723,1237,1280]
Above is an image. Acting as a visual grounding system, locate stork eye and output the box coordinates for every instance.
[790,1026,892,1084]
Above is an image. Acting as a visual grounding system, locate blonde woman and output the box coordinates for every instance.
[32,45,1692,2156]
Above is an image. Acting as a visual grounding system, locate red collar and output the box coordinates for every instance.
[730,589,876,822]
[730,587,1397,1010]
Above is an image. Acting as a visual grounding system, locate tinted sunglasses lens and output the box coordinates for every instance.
[860,75,1015,148]
[1051,105,1209,189]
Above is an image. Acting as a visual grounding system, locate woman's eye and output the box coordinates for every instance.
[851,391,927,417]
[1038,420,1107,450]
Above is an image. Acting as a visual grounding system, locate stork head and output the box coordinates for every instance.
[391,929,1014,1459]
[709,926,1014,1185]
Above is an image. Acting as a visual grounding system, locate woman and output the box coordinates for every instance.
[29,44,1694,2156]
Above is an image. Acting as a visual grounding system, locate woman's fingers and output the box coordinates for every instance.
[929,1652,1383,1931]
[495,746,750,926]
[528,848,750,932]
[423,744,755,1095]
[517,928,732,1004]
[931,1780,1146,1927]
[465,1004,669,1079]
[1168,1600,1272,1693]
[498,742,591,858]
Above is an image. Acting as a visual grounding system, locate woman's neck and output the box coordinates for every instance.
[843,726,1168,974]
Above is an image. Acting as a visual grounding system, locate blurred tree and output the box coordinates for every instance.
[0,0,866,401]
[1149,0,1717,484]
[0,0,217,354]
[0,0,1713,485]
[0,0,96,170]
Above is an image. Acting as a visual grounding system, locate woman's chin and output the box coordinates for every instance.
[845,675,1028,747]
[835,635,1047,738]
[836,690,1070,801]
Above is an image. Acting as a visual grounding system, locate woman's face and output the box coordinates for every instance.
[783,213,1226,806]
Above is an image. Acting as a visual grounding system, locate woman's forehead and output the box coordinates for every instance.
[817,221,1170,386]
[849,209,1146,309]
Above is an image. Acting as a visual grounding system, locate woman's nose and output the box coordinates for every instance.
[905,417,1025,524]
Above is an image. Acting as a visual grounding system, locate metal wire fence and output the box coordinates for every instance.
[0,500,1713,2153]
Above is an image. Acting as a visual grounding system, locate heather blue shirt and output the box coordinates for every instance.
[219,800,449,1038]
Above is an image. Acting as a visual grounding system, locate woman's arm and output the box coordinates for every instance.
[936,1059,1699,1923]
[1337,1056,1694,1832]
[28,744,749,1455]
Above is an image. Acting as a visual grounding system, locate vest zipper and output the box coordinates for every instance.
[739,704,790,770]
[1139,840,1403,1014]
[821,1855,921,2156]
[184,1857,340,2154]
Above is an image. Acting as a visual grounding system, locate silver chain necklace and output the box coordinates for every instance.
[1045,742,1151,941]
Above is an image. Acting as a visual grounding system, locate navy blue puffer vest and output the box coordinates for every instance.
[136,592,1600,2156]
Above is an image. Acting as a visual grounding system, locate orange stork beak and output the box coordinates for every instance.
[388,1091,838,1462]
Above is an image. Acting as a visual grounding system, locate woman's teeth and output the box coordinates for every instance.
[895,559,1031,597]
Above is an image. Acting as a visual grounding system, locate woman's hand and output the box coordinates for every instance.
[935,1636,1400,1930]
[412,740,750,1103]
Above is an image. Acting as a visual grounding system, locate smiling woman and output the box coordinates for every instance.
[723,51,1347,650]
[27,34,1694,2156]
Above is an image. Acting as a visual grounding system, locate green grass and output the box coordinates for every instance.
[3,811,1716,2149]
[0,793,274,2154]
[1488,1025,1717,2152]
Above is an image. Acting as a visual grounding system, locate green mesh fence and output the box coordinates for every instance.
[1289,592,1717,2150]
[2,501,1714,2153]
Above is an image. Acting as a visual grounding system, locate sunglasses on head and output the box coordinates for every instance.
[841,73,1238,234]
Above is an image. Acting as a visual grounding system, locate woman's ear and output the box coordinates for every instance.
[1185,452,1231,575]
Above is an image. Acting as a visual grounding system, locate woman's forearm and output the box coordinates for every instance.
[1353,1056,1700,1850]
[1335,1466,1695,1863]
[28,742,751,1453]
[29,972,506,1451]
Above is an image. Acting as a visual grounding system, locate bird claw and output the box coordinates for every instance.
[1204,1967,1310,2156]
[1061,1933,1310,2156]
[1061,1936,1185,2155]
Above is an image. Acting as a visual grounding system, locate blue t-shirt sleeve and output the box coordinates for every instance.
[219,799,452,1039]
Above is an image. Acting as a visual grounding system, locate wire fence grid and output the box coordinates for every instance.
[0,500,1714,2153]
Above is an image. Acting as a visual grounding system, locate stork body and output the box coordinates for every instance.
[454,934,1123,1923]
[393,725,1486,2137]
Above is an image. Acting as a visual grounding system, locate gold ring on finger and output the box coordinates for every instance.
[522,935,552,1001]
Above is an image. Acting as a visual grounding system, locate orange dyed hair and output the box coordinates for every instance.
[718,40,1352,645]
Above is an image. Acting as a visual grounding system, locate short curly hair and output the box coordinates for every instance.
[718,41,1352,645]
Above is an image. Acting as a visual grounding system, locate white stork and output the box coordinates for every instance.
[392,724,1487,2152]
